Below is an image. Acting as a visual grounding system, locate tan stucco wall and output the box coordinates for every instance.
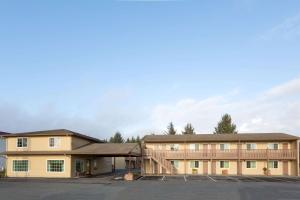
[113,157,126,169]
[6,136,72,151]
[6,155,72,178]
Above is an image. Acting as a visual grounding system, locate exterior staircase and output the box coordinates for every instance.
[145,149,175,174]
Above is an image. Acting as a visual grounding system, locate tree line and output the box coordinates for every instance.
[107,113,237,143]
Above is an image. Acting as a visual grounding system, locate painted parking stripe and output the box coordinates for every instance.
[161,176,166,181]
[207,175,217,182]
[184,175,187,182]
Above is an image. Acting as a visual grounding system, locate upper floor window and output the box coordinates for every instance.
[219,143,229,151]
[17,138,27,148]
[268,143,279,150]
[246,143,256,150]
[189,144,199,151]
[170,144,179,151]
[49,137,60,148]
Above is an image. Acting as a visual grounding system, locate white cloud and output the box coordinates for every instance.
[261,12,300,40]
[150,78,300,135]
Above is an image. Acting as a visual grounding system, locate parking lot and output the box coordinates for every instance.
[139,175,300,183]
[1,175,300,200]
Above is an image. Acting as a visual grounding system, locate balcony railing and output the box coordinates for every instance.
[144,149,297,160]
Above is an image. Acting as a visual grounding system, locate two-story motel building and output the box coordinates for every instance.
[142,133,300,176]
[1,129,140,178]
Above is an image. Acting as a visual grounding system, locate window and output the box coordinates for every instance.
[246,143,256,150]
[17,138,27,148]
[189,144,199,151]
[268,161,278,169]
[170,160,179,169]
[268,143,279,150]
[49,137,60,148]
[220,144,229,151]
[75,160,84,173]
[246,161,256,168]
[170,144,179,151]
[190,160,199,168]
[47,160,64,172]
[13,160,28,172]
[220,161,229,168]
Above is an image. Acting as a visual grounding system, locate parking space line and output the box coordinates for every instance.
[184,175,187,182]
[207,175,217,182]
[161,176,166,181]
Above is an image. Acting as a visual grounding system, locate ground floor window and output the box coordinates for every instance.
[220,161,229,168]
[268,161,278,169]
[75,160,84,173]
[47,160,64,172]
[190,160,199,168]
[171,160,179,169]
[13,160,28,172]
[246,161,256,168]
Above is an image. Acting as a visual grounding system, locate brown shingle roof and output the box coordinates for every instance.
[0,131,10,136]
[71,143,141,156]
[1,129,102,143]
[143,133,300,143]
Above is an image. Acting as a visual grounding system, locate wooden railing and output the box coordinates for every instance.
[144,149,297,160]
[146,149,175,174]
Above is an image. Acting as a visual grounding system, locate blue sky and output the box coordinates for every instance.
[0,0,300,139]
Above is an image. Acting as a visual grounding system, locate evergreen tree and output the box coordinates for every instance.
[214,114,237,134]
[182,123,195,135]
[165,122,177,135]
[109,132,125,143]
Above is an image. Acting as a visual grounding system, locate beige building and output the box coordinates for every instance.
[142,133,300,176]
[1,129,141,178]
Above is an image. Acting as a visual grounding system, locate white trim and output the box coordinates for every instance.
[268,143,279,150]
[46,159,65,173]
[268,160,279,169]
[16,137,28,148]
[48,137,60,148]
[12,159,29,172]
[219,143,230,151]
[246,143,257,150]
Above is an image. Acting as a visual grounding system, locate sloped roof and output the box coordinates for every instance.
[143,133,300,143]
[71,143,141,156]
[1,129,102,143]
[0,131,10,136]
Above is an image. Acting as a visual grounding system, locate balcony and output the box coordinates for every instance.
[144,149,297,160]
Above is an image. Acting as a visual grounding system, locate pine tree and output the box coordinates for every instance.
[166,122,177,135]
[109,132,125,143]
[214,114,237,134]
[182,123,195,135]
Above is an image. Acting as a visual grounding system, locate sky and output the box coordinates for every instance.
[0,0,300,139]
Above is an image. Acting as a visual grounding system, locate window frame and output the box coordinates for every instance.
[75,160,85,173]
[246,161,257,169]
[190,160,200,168]
[170,144,179,151]
[46,159,65,173]
[268,160,279,169]
[219,143,230,151]
[220,160,230,169]
[49,137,60,148]
[268,143,279,150]
[170,160,179,169]
[12,160,29,172]
[16,137,28,148]
[246,143,257,150]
